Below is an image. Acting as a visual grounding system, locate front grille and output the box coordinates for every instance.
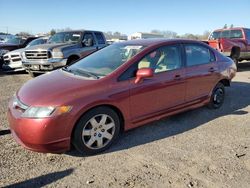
[3,55,9,60]
[25,50,49,60]
[11,54,19,58]
[3,54,21,64]
[12,58,21,62]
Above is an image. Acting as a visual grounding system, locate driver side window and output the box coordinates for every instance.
[82,33,95,45]
[138,45,182,73]
[118,45,182,81]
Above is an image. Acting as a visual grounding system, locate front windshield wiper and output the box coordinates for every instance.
[74,69,100,79]
[62,66,72,73]
[62,67,100,79]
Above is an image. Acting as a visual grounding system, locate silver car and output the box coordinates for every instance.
[2,37,48,72]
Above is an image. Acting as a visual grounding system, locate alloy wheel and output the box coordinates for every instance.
[82,114,115,149]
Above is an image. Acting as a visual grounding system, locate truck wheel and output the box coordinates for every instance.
[230,47,240,68]
[72,107,121,155]
[67,56,80,65]
[231,56,239,68]
[28,72,39,77]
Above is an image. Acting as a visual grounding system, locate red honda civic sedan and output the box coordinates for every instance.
[8,39,236,154]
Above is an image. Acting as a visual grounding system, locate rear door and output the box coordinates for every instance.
[184,43,220,103]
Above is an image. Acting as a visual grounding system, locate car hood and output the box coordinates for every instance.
[0,43,18,48]
[24,43,77,52]
[5,48,24,55]
[17,70,104,106]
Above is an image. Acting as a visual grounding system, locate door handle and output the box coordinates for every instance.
[174,74,182,80]
[209,67,215,72]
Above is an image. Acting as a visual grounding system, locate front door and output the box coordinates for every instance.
[129,44,186,123]
[79,32,98,58]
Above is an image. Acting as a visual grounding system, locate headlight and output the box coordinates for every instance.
[0,49,9,56]
[51,51,64,58]
[22,106,55,118]
[22,106,72,118]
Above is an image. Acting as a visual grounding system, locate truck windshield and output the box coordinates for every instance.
[26,38,47,48]
[65,44,146,78]
[209,30,243,40]
[48,32,81,44]
[6,37,24,45]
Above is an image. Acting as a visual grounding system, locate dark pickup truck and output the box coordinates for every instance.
[0,36,37,68]
[207,27,250,67]
[22,30,107,76]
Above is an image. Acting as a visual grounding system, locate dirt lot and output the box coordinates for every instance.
[1,63,250,188]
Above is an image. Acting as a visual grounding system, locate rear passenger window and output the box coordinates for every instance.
[245,29,250,41]
[95,32,105,44]
[185,44,214,66]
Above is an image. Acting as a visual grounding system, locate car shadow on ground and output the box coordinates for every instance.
[67,81,250,157]
[237,61,250,72]
[4,168,74,188]
[0,129,11,136]
[0,69,27,77]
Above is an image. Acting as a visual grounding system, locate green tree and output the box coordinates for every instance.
[50,29,56,36]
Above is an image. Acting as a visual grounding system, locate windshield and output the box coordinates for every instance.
[6,37,24,45]
[209,30,243,40]
[48,32,81,44]
[65,44,146,78]
[26,38,47,48]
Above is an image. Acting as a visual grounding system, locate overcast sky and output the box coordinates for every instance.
[1,0,250,35]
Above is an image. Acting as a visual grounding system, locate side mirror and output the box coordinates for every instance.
[83,38,94,47]
[135,68,153,84]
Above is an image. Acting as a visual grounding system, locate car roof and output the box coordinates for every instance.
[114,38,206,47]
[213,27,247,32]
[57,30,104,34]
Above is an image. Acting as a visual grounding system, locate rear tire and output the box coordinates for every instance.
[72,107,121,155]
[208,83,225,109]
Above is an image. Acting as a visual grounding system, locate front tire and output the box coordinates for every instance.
[72,107,121,155]
[208,83,225,109]
[28,72,39,77]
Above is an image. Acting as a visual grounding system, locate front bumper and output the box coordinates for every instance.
[7,99,72,153]
[2,63,24,72]
[23,58,67,73]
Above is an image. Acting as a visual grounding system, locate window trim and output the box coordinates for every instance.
[183,43,216,67]
[118,44,184,82]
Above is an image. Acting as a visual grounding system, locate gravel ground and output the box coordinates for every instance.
[1,63,250,188]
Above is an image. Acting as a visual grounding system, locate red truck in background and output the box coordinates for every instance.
[207,27,250,67]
